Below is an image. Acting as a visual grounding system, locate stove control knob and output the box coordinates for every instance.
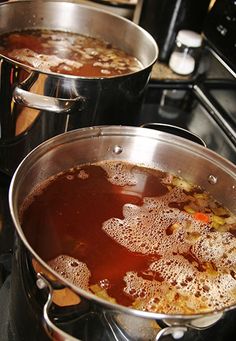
[217,24,228,36]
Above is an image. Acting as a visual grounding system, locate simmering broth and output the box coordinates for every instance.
[0,29,143,77]
[20,161,236,314]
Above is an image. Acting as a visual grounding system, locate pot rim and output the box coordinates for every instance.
[0,0,158,80]
[9,125,236,321]
[88,0,137,9]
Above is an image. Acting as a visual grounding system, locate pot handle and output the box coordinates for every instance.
[36,273,187,341]
[140,123,206,147]
[36,273,81,341]
[154,326,188,340]
[12,72,84,114]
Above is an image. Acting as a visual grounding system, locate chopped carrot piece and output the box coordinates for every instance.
[193,212,209,223]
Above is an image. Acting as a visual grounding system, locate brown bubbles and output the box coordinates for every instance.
[101,167,236,313]
[102,188,207,255]
[191,231,236,269]
[7,48,83,73]
[124,255,236,313]
[48,255,91,291]
[77,169,89,180]
[0,30,143,77]
[100,161,138,187]
[20,160,236,314]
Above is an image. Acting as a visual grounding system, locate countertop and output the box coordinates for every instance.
[151,61,190,81]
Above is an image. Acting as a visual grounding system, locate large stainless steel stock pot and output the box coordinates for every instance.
[0,0,158,175]
[9,126,236,341]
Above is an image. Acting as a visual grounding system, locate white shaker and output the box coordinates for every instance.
[169,29,203,75]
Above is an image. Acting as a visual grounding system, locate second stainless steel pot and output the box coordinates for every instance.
[9,125,236,341]
[0,0,158,175]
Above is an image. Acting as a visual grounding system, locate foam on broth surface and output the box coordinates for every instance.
[20,161,236,314]
[0,30,143,77]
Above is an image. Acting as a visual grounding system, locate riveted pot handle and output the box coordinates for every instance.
[36,273,81,341]
[37,273,187,341]
[12,72,84,114]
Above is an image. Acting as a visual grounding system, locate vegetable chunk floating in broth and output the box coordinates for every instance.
[0,29,143,77]
[20,161,236,314]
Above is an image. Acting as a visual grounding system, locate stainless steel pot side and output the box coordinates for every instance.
[9,126,236,341]
[0,0,158,175]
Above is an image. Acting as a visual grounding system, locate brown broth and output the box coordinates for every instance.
[21,163,167,305]
[0,29,143,77]
[20,161,236,314]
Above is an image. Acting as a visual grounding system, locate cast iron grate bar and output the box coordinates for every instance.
[193,82,236,146]
[149,77,236,146]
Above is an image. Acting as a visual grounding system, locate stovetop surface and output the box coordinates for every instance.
[137,80,236,165]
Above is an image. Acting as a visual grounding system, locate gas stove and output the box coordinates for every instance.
[1,0,236,340]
